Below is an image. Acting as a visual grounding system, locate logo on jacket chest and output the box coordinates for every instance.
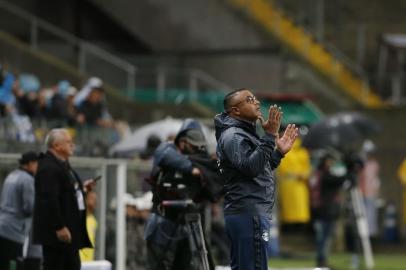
[262,230,269,242]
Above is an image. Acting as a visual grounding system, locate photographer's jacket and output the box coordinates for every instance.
[214,112,284,218]
[150,142,194,210]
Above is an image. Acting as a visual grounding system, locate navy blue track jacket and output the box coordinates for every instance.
[214,112,284,218]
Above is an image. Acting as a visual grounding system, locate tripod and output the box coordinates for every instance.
[162,200,211,270]
[348,187,374,269]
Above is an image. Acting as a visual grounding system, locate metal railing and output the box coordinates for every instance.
[229,0,383,106]
[0,153,152,270]
[0,117,120,157]
[136,67,232,102]
[269,0,371,87]
[0,0,136,90]
[0,0,232,100]
[272,1,366,72]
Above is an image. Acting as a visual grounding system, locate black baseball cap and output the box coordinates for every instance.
[19,151,39,165]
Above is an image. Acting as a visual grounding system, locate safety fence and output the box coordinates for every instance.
[0,153,151,270]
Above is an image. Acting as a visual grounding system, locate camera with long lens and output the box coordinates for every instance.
[157,168,201,203]
[152,152,223,219]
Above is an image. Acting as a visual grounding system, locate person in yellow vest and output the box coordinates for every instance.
[277,137,311,228]
[398,158,406,227]
[80,190,98,261]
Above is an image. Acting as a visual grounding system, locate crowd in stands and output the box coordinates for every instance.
[0,64,118,154]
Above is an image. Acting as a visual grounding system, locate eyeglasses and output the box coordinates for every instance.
[232,95,258,107]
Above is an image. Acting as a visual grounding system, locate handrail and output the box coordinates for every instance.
[82,42,135,71]
[269,0,367,79]
[136,67,231,102]
[0,0,232,99]
[268,1,375,102]
[229,0,385,107]
[192,69,233,92]
[0,0,137,90]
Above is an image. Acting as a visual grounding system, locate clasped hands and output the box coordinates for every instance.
[258,105,298,155]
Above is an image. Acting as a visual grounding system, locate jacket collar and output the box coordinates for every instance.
[214,112,257,140]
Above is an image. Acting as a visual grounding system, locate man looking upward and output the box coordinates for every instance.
[214,88,298,270]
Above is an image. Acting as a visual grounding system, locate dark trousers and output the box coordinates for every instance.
[42,245,80,270]
[0,235,22,270]
[146,237,192,270]
[313,219,336,267]
[225,214,271,270]
[22,258,42,270]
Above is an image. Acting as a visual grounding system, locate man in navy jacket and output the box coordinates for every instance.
[214,88,298,270]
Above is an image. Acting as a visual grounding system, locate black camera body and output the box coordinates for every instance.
[343,153,364,187]
[156,169,202,203]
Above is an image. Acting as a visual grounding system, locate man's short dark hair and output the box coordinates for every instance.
[223,88,249,112]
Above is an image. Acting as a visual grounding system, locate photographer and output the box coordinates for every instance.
[309,152,348,268]
[144,119,216,270]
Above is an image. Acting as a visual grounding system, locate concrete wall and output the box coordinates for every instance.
[87,0,271,51]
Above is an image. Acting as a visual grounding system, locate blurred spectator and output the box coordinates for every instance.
[277,137,311,230]
[47,80,78,125]
[0,151,39,270]
[0,66,16,117]
[137,134,162,192]
[0,68,36,143]
[126,192,152,270]
[14,74,43,119]
[139,134,161,160]
[75,77,113,127]
[398,158,406,228]
[382,202,400,243]
[309,152,347,268]
[74,77,102,107]
[80,190,98,262]
[105,192,152,269]
[358,141,381,238]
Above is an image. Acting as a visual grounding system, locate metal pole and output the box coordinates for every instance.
[97,163,108,260]
[356,23,366,67]
[392,50,404,105]
[115,162,127,270]
[127,65,136,97]
[157,68,166,103]
[78,42,86,74]
[377,44,388,94]
[315,0,325,42]
[361,74,370,105]
[30,18,38,50]
[189,70,198,102]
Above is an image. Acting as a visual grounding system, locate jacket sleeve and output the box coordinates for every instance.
[158,146,193,174]
[269,149,284,170]
[35,166,65,230]
[21,175,35,217]
[222,131,277,177]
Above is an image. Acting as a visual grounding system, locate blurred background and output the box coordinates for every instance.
[1,0,406,269]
